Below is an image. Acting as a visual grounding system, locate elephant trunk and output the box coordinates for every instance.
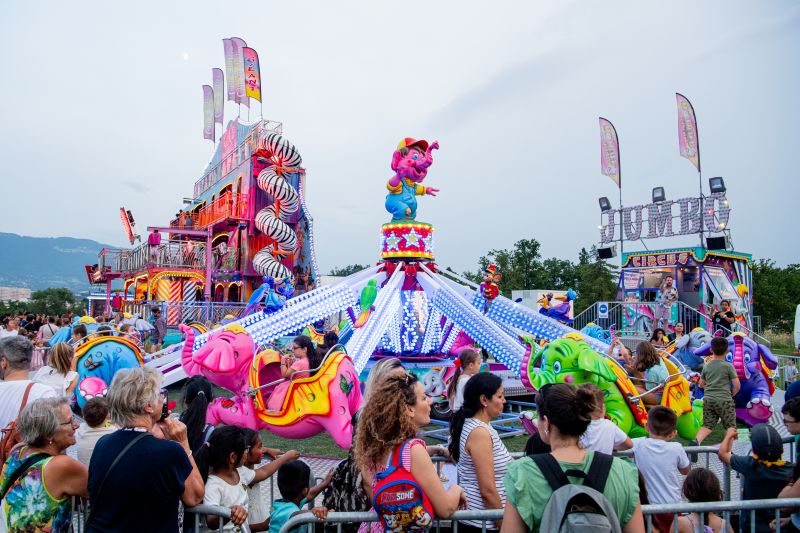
[732,335,749,380]
[179,325,198,375]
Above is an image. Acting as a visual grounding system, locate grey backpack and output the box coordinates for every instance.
[531,452,622,533]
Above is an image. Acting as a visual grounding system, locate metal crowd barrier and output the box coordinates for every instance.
[186,504,252,533]
[279,499,800,533]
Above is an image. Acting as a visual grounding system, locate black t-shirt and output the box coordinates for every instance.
[88,429,192,533]
[712,310,735,334]
[730,455,793,533]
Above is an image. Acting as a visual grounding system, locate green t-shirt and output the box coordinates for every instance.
[503,451,640,532]
[701,358,738,402]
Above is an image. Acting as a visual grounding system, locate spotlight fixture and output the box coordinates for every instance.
[709,177,726,194]
[599,197,612,212]
[652,187,666,203]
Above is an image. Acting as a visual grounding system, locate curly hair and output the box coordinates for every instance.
[635,341,661,372]
[355,373,420,473]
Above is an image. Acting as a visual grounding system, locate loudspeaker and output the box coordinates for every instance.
[705,236,729,250]
[597,246,617,259]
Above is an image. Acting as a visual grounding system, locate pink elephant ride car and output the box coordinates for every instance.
[179,324,362,449]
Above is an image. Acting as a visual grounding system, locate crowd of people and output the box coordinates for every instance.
[0,326,799,532]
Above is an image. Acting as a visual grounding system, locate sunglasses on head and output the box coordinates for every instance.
[535,383,554,416]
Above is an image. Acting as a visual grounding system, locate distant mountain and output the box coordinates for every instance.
[0,233,114,295]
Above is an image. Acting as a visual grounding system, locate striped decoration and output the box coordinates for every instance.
[183,280,198,323]
[155,278,170,303]
[252,133,302,280]
[167,279,182,326]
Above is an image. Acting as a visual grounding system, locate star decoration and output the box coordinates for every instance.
[420,233,433,251]
[404,228,421,248]
[385,232,401,251]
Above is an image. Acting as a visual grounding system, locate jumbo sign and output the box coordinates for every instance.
[600,192,730,244]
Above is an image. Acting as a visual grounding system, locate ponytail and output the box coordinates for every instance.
[446,348,480,404]
[180,375,214,454]
[448,373,502,462]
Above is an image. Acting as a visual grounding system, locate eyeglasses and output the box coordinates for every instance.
[159,388,169,400]
[60,415,79,426]
[784,418,799,425]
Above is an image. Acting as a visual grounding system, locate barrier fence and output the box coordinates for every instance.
[278,498,800,533]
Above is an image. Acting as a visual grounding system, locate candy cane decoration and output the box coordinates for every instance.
[183,280,198,323]
[252,132,302,280]
[167,279,182,325]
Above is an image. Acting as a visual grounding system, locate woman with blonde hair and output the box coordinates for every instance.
[32,342,78,396]
[355,372,465,532]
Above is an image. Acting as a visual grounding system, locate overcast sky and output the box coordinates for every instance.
[1,1,797,275]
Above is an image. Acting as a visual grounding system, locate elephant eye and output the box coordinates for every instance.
[725,353,733,362]
[744,354,751,363]
[553,361,562,374]
[412,154,419,160]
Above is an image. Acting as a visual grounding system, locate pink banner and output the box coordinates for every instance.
[212,68,224,124]
[203,85,214,141]
[676,93,700,172]
[599,117,621,188]
[222,39,235,102]
[242,47,262,102]
[231,37,248,107]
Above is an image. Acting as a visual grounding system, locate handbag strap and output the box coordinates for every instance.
[18,383,34,416]
[85,432,148,529]
[0,452,49,501]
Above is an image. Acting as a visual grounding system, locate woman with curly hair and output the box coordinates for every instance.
[355,372,465,532]
[620,341,668,406]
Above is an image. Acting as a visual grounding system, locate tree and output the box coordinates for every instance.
[463,239,547,297]
[574,246,618,315]
[28,288,79,315]
[752,260,800,332]
[328,264,370,277]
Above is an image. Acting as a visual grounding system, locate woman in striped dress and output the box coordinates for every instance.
[448,373,512,531]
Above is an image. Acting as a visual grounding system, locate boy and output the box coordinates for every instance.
[632,406,691,533]
[718,425,793,533]
[269,461,332,533]
[694,336,741,445]
[75,397,118,466]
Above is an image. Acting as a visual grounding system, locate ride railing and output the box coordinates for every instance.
[116,240,209,272]
[145,300,249,326]
[574,301,772,347]
[279,498,800,533]
[775,353,800,390]
[197,192,248,228]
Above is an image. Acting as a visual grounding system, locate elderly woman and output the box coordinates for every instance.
[0,397,88,532]
[86,366,204,533]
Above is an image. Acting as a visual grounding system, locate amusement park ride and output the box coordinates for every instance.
[71,43,776,449]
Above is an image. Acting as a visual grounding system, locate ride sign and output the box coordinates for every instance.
[598,302,609,319]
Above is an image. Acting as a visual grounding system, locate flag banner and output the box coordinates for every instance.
[222,39,236,102]
[676,92,700,172]
[231,37,248,107]
[203,85,214,141]
[242,47,262,102]
[212,68,224,124]
[599,117,621,188]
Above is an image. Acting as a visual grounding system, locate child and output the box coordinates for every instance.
[32,341,79,396]
[447,348,480,412]
[267,336,315,412]
[269,460,333,533]
[198,425,300,531]
[676,468,731,533]
[632,405,691,533]
[241,428,297,532]
[75,397,118,466]
[694,336,741,445]
[718,425,793,533]
[577,383,633,455]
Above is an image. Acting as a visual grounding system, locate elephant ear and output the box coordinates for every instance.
[694,341,713,358]
[577,350,617,382]
[675,335,691,350]
[530,370,557,390]
[759,343,778,370]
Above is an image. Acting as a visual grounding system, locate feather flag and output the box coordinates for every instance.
[676,93,700,172]
[212,68,224,125]
[242,47,262,102]
[231,37,248,107]
[599,117,621,188]
[202,85,214,141]
[222,39,236,102]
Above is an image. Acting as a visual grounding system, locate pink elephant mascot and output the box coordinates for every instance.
[180,324,362,448]
[384,138,440,220]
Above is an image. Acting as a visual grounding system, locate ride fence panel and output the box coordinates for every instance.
[279,499,800,533]
[146,301,248,326]
[775,354,800,390]
[185,504,252,533]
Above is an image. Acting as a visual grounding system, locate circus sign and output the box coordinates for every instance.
[599,192,730,244]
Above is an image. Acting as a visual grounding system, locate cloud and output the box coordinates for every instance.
[121,181,152,194]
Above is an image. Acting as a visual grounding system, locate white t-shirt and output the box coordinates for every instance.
[0,330,18,339]
[75,422,118,466]
[451,375,471,412]
[632,437,690,504]
[245,469,269,525]
[0,380,57,428]
[204,466,256,531]
[580,418,629,455]
[31,366,78,396]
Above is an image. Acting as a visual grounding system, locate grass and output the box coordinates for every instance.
[765,330,797,354]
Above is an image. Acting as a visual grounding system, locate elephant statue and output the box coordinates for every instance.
[180,324,362,449]
[73,335,144,408]
[520,333,701,439]
[384,138,440,220]
[669,328,712,372]
[694,333,778,426]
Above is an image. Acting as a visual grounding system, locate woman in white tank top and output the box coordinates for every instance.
[448,372,512,531]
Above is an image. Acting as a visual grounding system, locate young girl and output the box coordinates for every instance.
[577,383,633,455]
[621,341,668,406]
[179,375,215,455]
[32,341,78,396]
[267,335,316,412]
[676,468,732,533]
[198,426,299,531]
[241,428,297,532]
[447,348,481,412]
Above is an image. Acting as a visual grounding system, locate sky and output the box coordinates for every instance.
[0,1,797,275]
